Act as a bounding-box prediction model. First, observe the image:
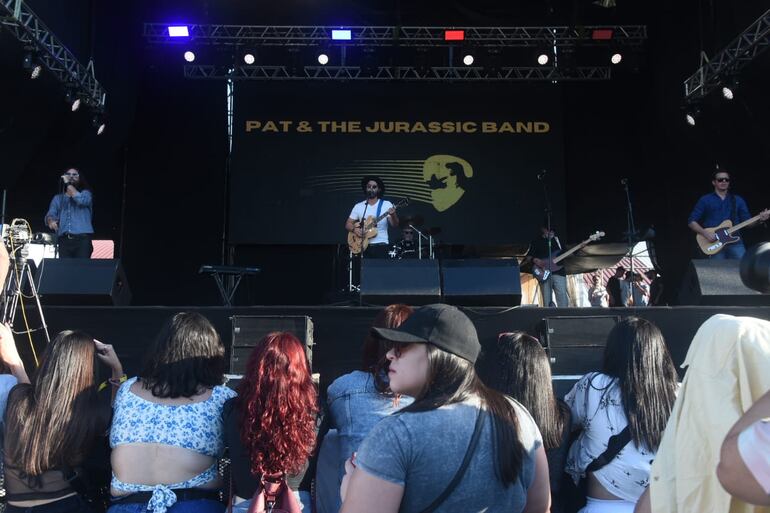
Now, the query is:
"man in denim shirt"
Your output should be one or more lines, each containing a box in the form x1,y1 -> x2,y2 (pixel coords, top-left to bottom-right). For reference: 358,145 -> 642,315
44,168 -> 94,258
688,168 -> 769,260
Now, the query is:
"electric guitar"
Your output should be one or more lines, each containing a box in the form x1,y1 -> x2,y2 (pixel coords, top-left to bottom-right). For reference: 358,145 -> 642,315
532,231 -> 605,282
696,209 -> 770,255
347,198 -> 409,254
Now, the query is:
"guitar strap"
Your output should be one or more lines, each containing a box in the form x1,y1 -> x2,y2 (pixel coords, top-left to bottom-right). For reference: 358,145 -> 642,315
375,199 -> 384,219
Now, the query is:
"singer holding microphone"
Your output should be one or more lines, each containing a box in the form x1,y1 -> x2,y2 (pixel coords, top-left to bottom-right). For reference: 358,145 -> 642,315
44,167 -> 94,258
345,176 -> 398,259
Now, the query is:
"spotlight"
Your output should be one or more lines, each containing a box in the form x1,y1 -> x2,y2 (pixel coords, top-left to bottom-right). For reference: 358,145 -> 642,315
243,53 -> 255,65
183,51 -> 196,62
610,52 -> 622,64
685,112 -> 696,126
23,53 -> 42,79
537,53 -> 549,65
167,25 -> 190,38
92,114 -> 106,135
444,30 -> 465,41
462,54 -> 474,66
317,53 -> 329,65
721,86 -> 734,100
331,29 -> 352,41
64,90 -> 81,112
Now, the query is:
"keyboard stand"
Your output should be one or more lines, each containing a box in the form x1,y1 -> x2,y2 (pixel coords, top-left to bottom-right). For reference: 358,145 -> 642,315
198,265 -> 260,306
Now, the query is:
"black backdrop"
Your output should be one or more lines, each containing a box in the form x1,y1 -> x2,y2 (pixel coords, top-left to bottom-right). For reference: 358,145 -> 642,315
230,82 -> 566,245
3,0 -> 770,305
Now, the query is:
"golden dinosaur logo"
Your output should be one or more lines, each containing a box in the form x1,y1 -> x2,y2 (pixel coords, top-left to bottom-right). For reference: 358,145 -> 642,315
422,155 -> 473,212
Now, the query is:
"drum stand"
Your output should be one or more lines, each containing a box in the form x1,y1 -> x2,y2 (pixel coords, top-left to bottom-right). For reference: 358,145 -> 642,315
1,255 -> 50,343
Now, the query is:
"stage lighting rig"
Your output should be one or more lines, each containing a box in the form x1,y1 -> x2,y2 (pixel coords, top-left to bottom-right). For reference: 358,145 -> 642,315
2,0 -> 106,116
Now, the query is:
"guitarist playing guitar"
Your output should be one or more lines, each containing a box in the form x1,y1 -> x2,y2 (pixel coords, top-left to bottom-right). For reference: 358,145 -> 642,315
688,167 -> 769,259
345,176 -> 399,258
526,226 -> 570,307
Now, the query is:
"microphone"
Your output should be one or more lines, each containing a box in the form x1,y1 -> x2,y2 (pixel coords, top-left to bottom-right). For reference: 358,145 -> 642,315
537,170 -> 547,181
620,178 -> 629,185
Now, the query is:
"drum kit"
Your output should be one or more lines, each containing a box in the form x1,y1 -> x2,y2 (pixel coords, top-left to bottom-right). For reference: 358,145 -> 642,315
388,215 -> 440,260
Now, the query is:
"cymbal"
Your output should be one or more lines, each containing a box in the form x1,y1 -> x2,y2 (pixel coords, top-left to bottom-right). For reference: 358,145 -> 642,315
426,227 -> 442,236
399,215 -> 424,228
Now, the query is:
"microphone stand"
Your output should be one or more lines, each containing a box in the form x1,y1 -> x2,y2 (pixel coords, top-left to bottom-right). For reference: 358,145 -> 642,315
622,179 -> 638,305
539,172 -> 553,307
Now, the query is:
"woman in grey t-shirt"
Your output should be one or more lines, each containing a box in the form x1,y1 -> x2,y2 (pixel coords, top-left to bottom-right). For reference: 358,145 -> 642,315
340,304 -> 550,513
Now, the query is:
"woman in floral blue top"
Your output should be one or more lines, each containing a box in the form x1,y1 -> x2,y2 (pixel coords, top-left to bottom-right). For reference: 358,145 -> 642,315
109,312 -> 235,513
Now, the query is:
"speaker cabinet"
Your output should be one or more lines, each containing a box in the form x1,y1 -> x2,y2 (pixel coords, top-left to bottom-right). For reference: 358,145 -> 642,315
360,260 -> 441,305
230,316 -> 314,375
441,259 -> 521,306
36,258 -> 131,306
678,259 -> 769,306
539,315 -> 620,397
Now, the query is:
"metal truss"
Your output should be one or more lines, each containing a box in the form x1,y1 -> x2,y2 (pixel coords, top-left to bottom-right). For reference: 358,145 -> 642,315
684,8 -> 770,101
145,23 -> 646,48
184,64 -> 611,81
0,0 -> 106,109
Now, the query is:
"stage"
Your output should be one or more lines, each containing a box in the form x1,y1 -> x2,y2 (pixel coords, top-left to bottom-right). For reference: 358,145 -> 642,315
35,304 -> 770,396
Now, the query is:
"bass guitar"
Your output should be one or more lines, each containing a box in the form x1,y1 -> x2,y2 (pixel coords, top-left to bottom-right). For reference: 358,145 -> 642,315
347,198 -> 409,254
532,231 -> 605,282
696,209 -> 770,255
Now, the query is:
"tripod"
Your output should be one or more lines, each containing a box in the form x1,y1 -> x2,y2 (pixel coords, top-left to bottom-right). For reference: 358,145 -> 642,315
1,254 -> 50,344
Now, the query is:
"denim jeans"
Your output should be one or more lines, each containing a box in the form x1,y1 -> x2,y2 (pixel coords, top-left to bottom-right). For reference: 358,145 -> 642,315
108,499 -> 223,513
709,241 -> 746,260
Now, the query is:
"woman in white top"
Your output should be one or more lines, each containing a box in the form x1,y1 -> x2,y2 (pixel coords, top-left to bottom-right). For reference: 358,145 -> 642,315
565,317 -> 678,513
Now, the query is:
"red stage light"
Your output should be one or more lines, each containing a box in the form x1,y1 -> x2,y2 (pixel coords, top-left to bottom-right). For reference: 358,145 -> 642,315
592,29 -> 614,40
444,30 -> 465,41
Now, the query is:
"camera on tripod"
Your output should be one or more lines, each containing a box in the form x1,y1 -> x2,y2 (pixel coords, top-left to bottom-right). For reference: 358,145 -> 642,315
1,218 -> 50,342
2,218 -> 33,258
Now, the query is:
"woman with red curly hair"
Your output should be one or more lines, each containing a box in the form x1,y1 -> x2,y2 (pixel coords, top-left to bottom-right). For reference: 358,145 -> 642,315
223,331 -> 318,511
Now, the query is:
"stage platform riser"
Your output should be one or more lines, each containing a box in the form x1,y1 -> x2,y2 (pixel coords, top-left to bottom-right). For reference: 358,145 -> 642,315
33,306 -> 770,395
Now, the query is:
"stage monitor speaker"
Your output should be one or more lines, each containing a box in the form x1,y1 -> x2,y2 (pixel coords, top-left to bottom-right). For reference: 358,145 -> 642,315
36,258 -> 131,306
538,315 -> 620,398
360,259 -> 441,305
441,259 -> 521,306
678,259 -> 769,306
230,316 -> 314,375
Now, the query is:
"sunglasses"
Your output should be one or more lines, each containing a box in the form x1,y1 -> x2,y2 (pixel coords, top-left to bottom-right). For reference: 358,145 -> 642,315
65,173 -> 79,176
715,177 -> 730,182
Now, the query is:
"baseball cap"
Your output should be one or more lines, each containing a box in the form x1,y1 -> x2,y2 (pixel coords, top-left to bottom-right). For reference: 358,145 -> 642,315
371,304 -> 481,364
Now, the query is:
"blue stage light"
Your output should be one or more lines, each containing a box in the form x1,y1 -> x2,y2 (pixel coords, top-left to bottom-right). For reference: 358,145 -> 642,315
168,25 -> 190,37
331,29 -> 352,41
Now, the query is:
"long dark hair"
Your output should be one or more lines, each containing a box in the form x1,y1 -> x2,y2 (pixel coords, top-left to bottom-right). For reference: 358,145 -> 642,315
600,317 -> 678,451
5,331 -> 103,476
478,332 -> 568,450
400,345 -> 525,485
361,304 -> 413,393
63,168 -> 92,192
237,332 -> 318,477
140,312 -> 226,398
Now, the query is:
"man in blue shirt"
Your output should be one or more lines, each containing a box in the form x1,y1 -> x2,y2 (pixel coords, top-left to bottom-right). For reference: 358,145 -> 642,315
44,168 -> 94,258
687,168 -> 769,259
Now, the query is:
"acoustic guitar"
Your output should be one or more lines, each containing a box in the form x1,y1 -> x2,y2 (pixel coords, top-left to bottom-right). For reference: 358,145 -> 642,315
347,198 -> 409,254
696,209 -> 770,255
532,231 -> 605,282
